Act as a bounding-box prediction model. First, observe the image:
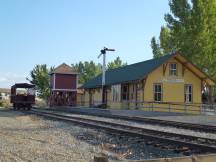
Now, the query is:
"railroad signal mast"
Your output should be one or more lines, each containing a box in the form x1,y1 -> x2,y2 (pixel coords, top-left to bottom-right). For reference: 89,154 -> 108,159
98,47 -> 115,106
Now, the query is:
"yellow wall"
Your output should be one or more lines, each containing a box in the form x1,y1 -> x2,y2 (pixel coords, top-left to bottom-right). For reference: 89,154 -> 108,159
83,91 -> 90,106
144,58 -> 201,103
107,89 -> 123,109
144,58 -> 201,113
77,93 -> 83,106
92,88 -> 102,104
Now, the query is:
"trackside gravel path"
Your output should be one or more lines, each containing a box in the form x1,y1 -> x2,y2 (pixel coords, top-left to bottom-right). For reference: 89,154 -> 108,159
0,109 -> 102,162
0,109 -> 183,162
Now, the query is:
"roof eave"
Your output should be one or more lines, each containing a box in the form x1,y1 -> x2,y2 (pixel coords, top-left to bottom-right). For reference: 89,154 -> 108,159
175,52 -> 216,85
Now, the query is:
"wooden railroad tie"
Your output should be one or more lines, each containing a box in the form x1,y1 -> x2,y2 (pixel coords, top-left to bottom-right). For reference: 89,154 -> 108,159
94,153 -> 108,162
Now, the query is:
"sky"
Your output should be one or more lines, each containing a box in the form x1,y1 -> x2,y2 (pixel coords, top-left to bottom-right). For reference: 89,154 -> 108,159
0,0 -> 169,88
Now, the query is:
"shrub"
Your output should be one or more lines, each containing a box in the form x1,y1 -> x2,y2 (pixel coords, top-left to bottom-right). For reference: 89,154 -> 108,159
0,99 -> 11,108
35,98 -> 48,108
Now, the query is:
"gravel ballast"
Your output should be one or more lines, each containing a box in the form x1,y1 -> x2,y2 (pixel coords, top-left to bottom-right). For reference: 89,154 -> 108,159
42,110 -> 216,140
0,110 -> 102,162
0,109 -> 183,162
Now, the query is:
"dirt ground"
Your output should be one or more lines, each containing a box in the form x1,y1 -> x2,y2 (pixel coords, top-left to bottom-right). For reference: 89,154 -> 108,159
0,109 -> 104,162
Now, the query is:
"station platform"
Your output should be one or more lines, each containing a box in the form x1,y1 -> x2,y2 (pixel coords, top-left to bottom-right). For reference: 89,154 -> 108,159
48,106 -> 216,126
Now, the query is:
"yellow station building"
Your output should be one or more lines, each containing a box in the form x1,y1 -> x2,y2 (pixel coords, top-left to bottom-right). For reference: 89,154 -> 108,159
81,51 -> 215,113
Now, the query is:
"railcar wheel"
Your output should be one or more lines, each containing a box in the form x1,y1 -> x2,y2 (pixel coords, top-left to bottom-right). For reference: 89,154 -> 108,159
17,105 -> 20,110
13,104 -> 17,110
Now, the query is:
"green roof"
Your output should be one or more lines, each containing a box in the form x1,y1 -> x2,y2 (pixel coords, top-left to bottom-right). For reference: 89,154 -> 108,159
82,52 -> 176,89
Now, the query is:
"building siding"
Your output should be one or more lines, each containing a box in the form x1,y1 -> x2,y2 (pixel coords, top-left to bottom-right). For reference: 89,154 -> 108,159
144,58 -> 201,103
83,57 -> 204,113
54,74 -> 77,90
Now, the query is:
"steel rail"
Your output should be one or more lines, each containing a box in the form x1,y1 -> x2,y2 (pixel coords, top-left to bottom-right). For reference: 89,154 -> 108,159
38,108 -> 216,133
30,109 -> 216,153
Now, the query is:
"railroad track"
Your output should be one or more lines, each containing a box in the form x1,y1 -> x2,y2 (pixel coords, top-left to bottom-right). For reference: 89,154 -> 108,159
29,109 -> 216,154
39,107 -> 216,133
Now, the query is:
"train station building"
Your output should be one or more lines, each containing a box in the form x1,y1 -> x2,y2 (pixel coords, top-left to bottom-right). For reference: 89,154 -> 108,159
81,51 -> 215,113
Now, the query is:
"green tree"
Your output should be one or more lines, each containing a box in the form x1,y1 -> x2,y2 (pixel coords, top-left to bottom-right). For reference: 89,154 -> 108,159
72,57 -> 127,84
72,61 -> 102,84
159,26 -> 174,54
107,56 -> 127,69
151,0 -> 216,80
151,37 -> 162,58
27,64 -> 53,101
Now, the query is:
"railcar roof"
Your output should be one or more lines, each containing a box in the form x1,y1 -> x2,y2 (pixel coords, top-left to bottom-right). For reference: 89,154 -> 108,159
11,83 -> 35,88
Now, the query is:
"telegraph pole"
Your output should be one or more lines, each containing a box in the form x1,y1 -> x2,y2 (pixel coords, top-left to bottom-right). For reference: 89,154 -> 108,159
98,47 -> 115,106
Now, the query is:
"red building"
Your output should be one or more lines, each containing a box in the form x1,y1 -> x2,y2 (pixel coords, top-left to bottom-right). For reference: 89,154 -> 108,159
49,63 -> 78,106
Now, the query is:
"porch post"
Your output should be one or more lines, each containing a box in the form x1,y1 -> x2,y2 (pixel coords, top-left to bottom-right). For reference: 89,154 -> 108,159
89,89 -> 92,107
127,84 -> 130,109
135,83 -> 138,109
208,85 -> 214,104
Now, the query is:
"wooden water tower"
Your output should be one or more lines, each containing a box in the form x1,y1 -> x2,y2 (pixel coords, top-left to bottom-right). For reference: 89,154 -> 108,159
49,63 -> 78,107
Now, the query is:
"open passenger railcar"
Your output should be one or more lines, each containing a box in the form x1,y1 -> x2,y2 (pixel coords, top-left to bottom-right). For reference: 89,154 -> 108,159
10,83 -> 35,110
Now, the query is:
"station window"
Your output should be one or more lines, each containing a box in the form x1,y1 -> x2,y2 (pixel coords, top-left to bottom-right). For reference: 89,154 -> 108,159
154,84 -> 162,102
185,84 -> 192,103
122,84 -> 129,101
112,84 -> 121,102
169,63 -> 177,76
